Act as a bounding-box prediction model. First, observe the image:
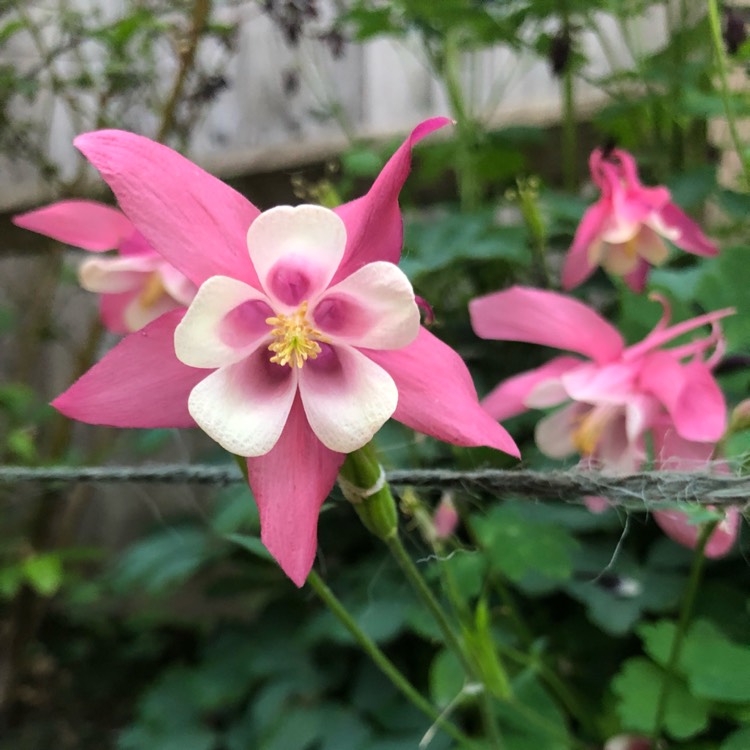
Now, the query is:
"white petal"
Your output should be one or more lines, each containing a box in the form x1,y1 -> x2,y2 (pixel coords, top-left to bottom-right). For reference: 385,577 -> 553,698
174,275 -> 273,368
79,255 -> 158,293
535,403 -> 580,458
299,344 -> 397,453
188,347 -> 298,457
313,261 -> 420,349
247,205 -> 347,307
122,293 -> 180,332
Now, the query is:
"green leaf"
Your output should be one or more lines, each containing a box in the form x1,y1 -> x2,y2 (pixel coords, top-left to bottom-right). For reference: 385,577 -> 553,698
429,649 -> 464,708
0,564 -> 23,599
22,554 -> 63,596
474,504 -> 577,588
111,527 -> 208,595
722,726 -> 750,750
681,620 -> 750,702
224,533 -> 273,561
612,657 -> 710,739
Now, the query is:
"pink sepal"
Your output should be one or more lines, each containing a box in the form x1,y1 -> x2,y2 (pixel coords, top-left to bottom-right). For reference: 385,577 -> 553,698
247,396 -> 345,587
52,309 -> 204,428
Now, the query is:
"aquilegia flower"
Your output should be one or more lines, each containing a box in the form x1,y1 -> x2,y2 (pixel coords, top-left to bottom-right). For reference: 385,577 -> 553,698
469,286 -> 739,557
562,148 -> 718,292
53,119 -> 519,586
13,200 -> 196,333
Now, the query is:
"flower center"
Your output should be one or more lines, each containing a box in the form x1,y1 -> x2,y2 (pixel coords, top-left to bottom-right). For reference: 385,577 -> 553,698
571,406 -> 614,456
266,301 -> 328,368
138,272 -> 166,308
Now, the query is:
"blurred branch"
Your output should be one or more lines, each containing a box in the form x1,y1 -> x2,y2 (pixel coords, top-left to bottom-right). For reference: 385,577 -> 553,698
0,465 -> 748,509
156,0 -> 212,143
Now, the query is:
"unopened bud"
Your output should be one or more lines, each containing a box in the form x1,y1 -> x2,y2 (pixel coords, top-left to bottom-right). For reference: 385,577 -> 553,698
433,494 -> 459,539
339,443 -> 397,541
730,398 -> 750,433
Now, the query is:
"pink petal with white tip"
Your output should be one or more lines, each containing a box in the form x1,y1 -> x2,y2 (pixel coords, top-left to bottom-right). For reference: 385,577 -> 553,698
79,255 -> 159,293
247,396 -> 345,587
187,346 -> 297,457
656,203 -> 718,257
123,292 -> 181,332
561,361 -> 636,405
12,200 -> 136,251
315,261 -> 419,349
535,403 -> 580,458
299,345 -> 398,453
175,276 -> 273,369
481,355 -> 581,420
639,353 -> 726,442
562,201 -> 609,290
247,205 -> 347,307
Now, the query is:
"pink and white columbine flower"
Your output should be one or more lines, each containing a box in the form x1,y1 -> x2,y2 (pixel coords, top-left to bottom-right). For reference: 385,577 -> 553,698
13,200 -> 196,333
469,286 -> 739,557
562,148 -> 718,292
52,119 -> 519,586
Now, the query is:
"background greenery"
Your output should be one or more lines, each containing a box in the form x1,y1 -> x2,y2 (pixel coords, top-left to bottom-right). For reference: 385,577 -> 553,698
0,1 -> 749,748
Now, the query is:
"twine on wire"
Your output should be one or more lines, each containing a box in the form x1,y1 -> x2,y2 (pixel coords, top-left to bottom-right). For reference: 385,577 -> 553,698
0,464 -> 748,510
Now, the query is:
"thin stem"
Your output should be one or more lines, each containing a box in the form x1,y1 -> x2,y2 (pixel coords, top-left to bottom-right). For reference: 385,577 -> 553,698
386,535 -> 504,749
307,571 -> 478,750
439,32 -> 481,211
707,0 -> 750,187
561,55 -> 577,193
652,521 -> 718,741
156,0 -> 212,142
387,535 -> 470,672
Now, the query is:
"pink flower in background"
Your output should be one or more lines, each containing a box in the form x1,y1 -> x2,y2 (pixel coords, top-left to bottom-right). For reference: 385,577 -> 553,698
13,200 -> 196,333
562,148 -> 718,292
469,286 -> 738,556
52,120 -> 519,586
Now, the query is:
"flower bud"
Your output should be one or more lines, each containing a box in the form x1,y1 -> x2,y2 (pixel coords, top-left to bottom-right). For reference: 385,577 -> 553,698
339,444 -> 398,541
433,494 -> 459,539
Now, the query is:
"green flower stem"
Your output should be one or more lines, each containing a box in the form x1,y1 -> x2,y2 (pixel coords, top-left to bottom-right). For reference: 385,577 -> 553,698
708,0 -> 750,188
306,570 -> 478,750
440,32 -> 481,212
386,534 -> 504,749
561,54 -> 577,193
652,520 -> 718,741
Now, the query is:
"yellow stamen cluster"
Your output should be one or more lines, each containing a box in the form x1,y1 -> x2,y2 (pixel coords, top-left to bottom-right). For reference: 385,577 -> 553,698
266,301 -> 328,368
138,272 -> 166,308
571,408 -> 610,456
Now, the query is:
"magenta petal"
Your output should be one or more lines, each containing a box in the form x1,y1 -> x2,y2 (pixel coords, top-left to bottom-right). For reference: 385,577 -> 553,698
470,286 -> 624,363
654,509 -> 739,558
332,118 -> 452,282
247,396 -> 345,587
562,201 -> 609,290
657,203 -> 719,257
640,353 -> 726,442
481,355 -> 581,420
622,258 -> 650,293
363,327 -> 520,457
52,309 -> 204,427
74,130 -> 261,287
13,200 -> 136,251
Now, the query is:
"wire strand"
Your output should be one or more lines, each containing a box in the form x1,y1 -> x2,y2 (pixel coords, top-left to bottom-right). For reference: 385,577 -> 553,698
0,465 -> 748,510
